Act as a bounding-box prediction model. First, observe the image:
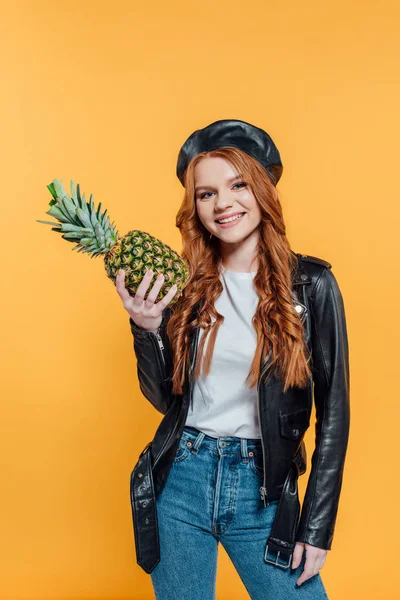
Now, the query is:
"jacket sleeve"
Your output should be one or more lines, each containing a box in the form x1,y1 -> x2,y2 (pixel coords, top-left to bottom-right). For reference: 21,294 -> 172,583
295,266 -> 350,550
129,307 -> 175,415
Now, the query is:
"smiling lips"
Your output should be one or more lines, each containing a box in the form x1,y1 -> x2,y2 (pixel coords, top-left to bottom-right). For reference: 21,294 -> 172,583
215,212 -> 246,228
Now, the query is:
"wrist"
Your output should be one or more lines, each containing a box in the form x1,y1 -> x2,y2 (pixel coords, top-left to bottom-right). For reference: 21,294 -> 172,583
129,316 -> 159,334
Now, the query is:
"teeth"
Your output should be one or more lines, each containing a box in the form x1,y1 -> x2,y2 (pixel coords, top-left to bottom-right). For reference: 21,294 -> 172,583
217,213 -> 245,224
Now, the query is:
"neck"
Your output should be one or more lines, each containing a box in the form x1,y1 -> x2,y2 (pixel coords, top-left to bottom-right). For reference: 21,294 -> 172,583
218,234 -> 259,273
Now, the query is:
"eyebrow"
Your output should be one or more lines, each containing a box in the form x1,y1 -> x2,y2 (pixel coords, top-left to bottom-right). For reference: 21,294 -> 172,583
195,174 -> 243,193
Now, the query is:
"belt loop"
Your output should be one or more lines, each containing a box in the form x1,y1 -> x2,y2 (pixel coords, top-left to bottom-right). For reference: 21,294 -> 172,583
240,438 -> 248,459
191,431 -> 205,454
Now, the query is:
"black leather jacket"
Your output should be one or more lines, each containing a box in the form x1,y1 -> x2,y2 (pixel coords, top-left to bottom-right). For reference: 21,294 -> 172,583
129,252 -> 350,574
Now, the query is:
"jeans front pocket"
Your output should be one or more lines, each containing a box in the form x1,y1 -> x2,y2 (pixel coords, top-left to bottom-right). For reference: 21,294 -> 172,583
173,436 -> 192,463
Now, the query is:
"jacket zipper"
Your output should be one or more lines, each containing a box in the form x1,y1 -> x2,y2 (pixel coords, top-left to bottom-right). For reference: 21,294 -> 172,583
149,329 -> 166,382
188,326 -> 200,411
151,326 -> 200,470
257,354 -> 272,507
154,330 -> 165,362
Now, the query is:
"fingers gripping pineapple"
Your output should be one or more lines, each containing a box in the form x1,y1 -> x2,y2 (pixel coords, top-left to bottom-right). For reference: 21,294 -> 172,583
36,179 -> 189,318
115,268 -> 176,333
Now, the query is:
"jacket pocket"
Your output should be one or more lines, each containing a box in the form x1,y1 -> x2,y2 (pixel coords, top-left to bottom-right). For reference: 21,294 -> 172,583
279,407 -> 310,441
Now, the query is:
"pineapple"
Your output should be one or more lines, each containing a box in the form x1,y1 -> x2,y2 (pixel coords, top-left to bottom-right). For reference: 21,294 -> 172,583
36,179 -> 189,305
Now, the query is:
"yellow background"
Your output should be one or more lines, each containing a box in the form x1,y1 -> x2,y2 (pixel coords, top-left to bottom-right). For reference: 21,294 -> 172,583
1,0 -> 399,598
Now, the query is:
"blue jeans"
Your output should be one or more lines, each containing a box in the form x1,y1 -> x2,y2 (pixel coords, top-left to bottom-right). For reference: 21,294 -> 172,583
150,425 -> 329,599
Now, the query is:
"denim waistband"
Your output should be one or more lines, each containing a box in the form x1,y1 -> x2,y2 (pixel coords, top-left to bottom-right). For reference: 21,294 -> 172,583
181,425 -> 263,458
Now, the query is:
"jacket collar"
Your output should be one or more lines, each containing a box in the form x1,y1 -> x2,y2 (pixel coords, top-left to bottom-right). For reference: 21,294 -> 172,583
291,252 -> 312,285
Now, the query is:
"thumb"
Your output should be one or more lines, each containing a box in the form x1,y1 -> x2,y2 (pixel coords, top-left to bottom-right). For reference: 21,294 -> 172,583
291,542 -> 305,569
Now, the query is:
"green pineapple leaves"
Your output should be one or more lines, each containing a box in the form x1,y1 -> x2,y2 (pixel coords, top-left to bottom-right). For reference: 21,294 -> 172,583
36,179 -> 119,257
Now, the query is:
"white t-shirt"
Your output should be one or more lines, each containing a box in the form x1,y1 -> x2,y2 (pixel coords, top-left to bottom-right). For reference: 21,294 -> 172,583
185,265 -> 262,439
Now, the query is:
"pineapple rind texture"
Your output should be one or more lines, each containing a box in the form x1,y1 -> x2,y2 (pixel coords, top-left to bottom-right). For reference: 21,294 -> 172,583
104,230 -> 189,306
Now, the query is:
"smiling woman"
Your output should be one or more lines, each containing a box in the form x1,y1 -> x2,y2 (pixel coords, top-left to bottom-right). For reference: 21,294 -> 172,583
126,119 -> 349,600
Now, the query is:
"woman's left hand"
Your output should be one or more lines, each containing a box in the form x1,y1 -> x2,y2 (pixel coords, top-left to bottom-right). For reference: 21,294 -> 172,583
291,541 -> 327,586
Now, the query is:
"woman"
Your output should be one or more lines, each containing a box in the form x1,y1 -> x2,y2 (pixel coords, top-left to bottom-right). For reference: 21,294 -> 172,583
117,119 -> 350,599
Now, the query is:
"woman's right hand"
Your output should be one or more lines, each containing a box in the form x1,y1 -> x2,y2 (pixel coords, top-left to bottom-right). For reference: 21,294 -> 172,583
116,268 -> 178,333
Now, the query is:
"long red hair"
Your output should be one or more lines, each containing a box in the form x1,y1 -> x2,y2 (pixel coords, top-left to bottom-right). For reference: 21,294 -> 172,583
166,147 -> 311,395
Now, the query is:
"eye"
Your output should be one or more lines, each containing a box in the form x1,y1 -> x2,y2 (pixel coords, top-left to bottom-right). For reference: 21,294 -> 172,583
199,191 -> 213,200
198,182 -> 247,200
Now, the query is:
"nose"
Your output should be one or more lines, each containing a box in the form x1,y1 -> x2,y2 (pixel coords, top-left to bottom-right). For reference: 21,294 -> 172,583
214,190 -> 234,212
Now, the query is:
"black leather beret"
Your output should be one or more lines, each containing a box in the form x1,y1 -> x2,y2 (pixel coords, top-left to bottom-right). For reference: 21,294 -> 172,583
176,118 -> 283,187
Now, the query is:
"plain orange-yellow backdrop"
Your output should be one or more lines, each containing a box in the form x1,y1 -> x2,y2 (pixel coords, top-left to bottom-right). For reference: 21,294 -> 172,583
1,0 -> 399,598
